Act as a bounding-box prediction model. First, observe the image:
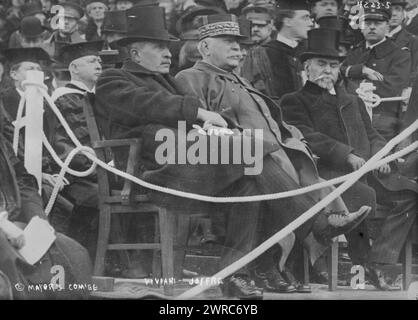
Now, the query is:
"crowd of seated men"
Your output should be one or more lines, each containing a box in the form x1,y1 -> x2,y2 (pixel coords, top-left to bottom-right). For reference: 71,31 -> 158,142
0,0 -> 417,300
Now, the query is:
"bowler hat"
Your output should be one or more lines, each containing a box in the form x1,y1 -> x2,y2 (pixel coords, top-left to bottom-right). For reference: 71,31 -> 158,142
116,6 -> 179,46
20,16 -> 46,38
103,10 -> 127,33
85,0 -> 108,5
58,40 -> 104,66
197,14 -> 247,40
4,47 -> 52,66
300,28 -> 344,62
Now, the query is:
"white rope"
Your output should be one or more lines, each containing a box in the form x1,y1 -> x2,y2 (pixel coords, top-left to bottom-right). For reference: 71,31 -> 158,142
12,86 -> 416,212
178,119 -> 418,299
13,80 -> 418,299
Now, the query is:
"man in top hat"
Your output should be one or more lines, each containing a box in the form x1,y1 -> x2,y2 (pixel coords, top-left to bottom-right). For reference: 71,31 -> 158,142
96,7 -> 368,299
242,0 -> 314,99
47,41 -> 104,256
317,15 -> 354,56
242,3 -> 276,45
176,13 -> 373,295
280,27 -> 418,290
45,1 -> 86,58
342,4 -> 411,140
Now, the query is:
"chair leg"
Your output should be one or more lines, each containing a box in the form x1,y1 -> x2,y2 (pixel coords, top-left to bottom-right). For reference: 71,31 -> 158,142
152,214 -> 161,278
94,206 -> 112,276
328,241 -> 338,291
402,232 -> 413,290
174,214 -> 191,279
159,208 -> 175,296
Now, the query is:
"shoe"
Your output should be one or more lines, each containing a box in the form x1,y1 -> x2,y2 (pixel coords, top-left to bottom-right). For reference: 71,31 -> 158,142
282,268 -> 312,293
316,206 -> 371,243
253,268 -> 297,293
221,275 -> 263,300
364,263 -> 401,291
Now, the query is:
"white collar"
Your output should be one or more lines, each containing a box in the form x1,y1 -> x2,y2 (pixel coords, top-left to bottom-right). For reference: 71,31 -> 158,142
366,37 -> 387,50
387,25 -> 402,38
70,80 -> 95,93
276,33 -> 299,49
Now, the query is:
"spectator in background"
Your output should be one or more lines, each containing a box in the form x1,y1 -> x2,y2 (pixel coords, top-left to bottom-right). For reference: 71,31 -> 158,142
387,0 -> 418,87
0,9 -> 8,51
8,16 -> 51,51
45,1 -> 86,58
85,0 -> 108,41
5,0 -> 25,33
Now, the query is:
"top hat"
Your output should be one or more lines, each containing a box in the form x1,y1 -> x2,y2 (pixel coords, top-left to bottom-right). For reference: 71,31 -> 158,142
317,15 -> 353,45
58,40 -> 104,66
197,14 -> 247,40
103,10 -> 127,33
277,0 -> 310,11
20,16 -> 46,38
175,5 -> 225,35
4,47 -> 52,66
61,2 -> 85,19
300,28 -> 344,62
116,6 -> 179,46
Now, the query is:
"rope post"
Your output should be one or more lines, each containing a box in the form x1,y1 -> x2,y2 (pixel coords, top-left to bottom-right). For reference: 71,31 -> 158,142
24,70 -> 45,193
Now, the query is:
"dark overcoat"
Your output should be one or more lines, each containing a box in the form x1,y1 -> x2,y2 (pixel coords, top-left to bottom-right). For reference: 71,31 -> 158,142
280,81 -> 418,194
95,60 -> 267,209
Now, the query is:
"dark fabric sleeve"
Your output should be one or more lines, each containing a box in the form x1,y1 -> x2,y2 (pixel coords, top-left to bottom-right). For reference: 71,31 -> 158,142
280,93 -> 354,167
357,97 -> 387,156
95,69 -> 200,129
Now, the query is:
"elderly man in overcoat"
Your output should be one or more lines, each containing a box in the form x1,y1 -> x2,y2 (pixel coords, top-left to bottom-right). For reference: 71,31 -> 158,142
281,27 -> 418,291
95,6 -> 369,299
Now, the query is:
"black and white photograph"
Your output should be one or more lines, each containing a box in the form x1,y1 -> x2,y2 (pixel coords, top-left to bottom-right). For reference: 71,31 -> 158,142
0,0 -> 417,308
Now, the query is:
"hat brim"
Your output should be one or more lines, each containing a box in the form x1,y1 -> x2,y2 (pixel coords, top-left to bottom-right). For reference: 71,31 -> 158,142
116,34 -> 180,46
364,14 -> 389,21
300,52 -> 345,63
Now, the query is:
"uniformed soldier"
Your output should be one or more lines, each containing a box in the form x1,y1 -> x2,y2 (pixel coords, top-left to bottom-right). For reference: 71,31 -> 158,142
343,5 -> 411,140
